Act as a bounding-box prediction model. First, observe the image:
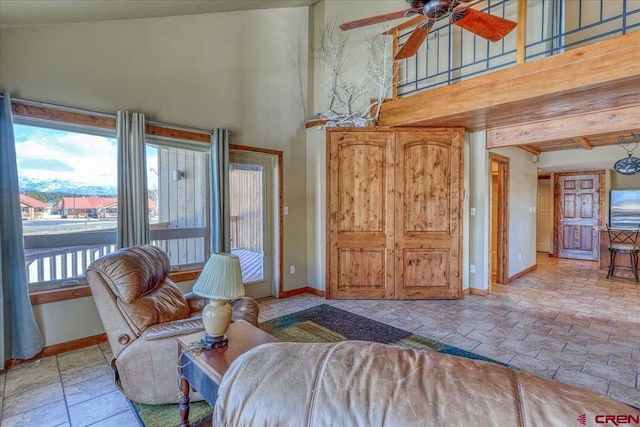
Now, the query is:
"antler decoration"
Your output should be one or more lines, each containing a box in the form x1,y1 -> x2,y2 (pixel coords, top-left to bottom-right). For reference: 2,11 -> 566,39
618,132 -> 640,157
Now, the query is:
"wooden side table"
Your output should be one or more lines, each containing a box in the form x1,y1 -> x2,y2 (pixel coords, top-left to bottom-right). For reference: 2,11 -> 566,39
177,320 -> 279,427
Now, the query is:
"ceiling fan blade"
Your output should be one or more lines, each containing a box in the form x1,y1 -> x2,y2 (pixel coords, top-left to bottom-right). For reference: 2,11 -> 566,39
394,19 -> 435,60
451,8 -> 517,42
339,10 -> 409,31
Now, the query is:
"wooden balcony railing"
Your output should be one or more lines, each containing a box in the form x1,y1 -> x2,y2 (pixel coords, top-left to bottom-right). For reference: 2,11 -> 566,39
24,226 -> 262,289
24,228 -> 207,289
390,0 -> 639,98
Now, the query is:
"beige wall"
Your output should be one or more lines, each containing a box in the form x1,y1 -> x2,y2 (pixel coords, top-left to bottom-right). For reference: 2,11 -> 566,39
32,297 -> 104,346
612,173 -> 640,190
538,145 -> 635,174
468,132 -> 491,290
1,7 -> 311,345
3,1 -> 632,346
491,146 -> 539,277
305,0 -> 401,290
0,9 -> 311,299
468,134 -> 539,291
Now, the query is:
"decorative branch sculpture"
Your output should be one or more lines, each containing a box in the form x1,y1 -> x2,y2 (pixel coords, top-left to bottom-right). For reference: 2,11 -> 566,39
309,16 -> 398,128
365,31 -> 397,122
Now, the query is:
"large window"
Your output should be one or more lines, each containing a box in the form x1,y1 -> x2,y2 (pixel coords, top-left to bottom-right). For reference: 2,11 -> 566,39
146,139 -> 210,270
13,110 -> 213,292
15,120 -> 118,291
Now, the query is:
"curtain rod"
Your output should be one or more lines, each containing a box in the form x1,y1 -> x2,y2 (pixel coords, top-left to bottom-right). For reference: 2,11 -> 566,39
2,95 -> 116,119
146,119 -> 213,136
1,94 -> 215,136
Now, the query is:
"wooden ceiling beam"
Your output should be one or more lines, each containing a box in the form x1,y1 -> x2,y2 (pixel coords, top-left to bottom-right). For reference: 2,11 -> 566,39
576,136 -> 594,150
518,144 -> 541,155
486,105 -> 640,148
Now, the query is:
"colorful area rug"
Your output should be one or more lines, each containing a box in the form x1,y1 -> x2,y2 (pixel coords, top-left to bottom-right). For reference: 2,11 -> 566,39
260,304 -> 506,364
129,399 -> 211,427
131,303 -> 505,426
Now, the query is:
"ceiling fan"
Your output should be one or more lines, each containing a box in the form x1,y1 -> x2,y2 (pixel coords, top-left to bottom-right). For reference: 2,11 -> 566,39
339,0 -> 517,60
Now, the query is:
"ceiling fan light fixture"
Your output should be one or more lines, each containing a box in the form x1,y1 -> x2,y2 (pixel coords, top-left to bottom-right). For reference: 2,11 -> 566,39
614,132 -> 640,175
341,0 -> 516,59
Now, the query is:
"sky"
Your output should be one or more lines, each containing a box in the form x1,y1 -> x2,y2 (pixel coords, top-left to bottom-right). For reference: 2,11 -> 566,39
14,124 -> 158,190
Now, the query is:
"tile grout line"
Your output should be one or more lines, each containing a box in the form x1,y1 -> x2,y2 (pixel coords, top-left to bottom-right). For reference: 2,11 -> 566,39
56,353 -> 72,427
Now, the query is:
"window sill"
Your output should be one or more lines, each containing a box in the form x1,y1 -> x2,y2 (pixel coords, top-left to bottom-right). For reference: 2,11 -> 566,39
30,285 -> 93,305
29,269 -> 203,305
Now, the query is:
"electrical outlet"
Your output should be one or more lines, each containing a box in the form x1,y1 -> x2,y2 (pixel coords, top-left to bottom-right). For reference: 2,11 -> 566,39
284,206 -> 289,215
518,253 -> 522,260
290,265 -> 295,274
470,265 -> 476,273
470,207 -> 476,216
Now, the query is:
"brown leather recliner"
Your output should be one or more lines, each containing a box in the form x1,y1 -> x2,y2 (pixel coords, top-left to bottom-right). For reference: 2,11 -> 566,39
86,244 -> 259,404
213,341 -> 640,426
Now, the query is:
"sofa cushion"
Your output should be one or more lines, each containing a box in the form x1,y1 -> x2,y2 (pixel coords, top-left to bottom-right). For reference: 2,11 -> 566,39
117,280 -> 190,334
90,245 -> 171,303
88,245 -> 190,333
213,341 -> 640,427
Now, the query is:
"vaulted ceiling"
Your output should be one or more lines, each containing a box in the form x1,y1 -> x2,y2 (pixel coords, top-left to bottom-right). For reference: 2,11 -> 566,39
0,0 -> 319,28
3,0 -> 638,159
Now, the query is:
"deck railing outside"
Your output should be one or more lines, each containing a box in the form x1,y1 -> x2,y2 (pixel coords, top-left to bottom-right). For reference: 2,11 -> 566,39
24,228 -> 207,289
395,0 -> 640,97
24,225 -> 260,289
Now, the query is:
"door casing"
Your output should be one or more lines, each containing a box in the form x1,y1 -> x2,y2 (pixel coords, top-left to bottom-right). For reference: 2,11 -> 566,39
553,170 -> 604,260
230,144 -> 283,299
489,152 -> 510,288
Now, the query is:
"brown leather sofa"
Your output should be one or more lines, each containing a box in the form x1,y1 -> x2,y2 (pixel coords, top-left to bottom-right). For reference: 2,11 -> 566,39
86,245 -> 259,404
213,341 -> 640,426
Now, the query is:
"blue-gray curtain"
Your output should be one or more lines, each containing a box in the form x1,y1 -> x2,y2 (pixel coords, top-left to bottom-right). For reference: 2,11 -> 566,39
116,111 -> 149,248
210,129 -> 231,253
0,90 -> 45,363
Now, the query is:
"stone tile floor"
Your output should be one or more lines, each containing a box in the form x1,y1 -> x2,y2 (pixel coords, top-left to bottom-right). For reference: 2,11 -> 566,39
1,254 -> 638,425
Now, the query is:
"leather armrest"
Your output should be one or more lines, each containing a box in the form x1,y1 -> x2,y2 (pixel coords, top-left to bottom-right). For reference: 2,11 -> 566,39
185,292 -> 208,313
229,297 -> 260,326
141,316 -> 204,340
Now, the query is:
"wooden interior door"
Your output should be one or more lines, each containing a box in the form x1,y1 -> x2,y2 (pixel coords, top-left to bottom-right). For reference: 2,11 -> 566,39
394,129 -> 463,299
556,173 -> 601,260
327,130 -> 395,299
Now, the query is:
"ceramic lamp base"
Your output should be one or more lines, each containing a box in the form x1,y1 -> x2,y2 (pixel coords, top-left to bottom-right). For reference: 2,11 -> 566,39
201,299 -> 232,349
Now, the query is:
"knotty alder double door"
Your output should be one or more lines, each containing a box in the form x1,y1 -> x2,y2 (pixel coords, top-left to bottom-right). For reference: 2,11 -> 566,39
327,128 -> 464,300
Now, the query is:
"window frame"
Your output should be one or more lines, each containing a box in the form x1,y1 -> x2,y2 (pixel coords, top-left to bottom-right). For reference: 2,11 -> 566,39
12,102 -> 214,305
146,135 -> 212,272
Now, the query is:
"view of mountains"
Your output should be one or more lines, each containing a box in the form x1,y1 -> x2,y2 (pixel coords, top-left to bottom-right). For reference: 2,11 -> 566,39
19,177 -> 117,196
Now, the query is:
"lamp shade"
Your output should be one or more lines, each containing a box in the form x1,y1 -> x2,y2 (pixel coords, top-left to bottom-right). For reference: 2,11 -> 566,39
192,252 -> 245,299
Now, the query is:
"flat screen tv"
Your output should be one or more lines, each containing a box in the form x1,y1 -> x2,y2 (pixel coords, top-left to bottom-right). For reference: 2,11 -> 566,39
610,189 -> 640,228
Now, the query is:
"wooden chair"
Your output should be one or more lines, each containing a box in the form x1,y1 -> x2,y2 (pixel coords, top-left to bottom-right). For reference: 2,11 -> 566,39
606,224 -> 639,282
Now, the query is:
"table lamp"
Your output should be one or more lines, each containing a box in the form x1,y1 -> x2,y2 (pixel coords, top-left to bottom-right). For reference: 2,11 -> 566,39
192,252 -> 245,349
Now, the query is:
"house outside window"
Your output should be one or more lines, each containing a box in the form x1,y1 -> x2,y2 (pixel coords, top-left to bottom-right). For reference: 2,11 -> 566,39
147,138 -> 210,269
